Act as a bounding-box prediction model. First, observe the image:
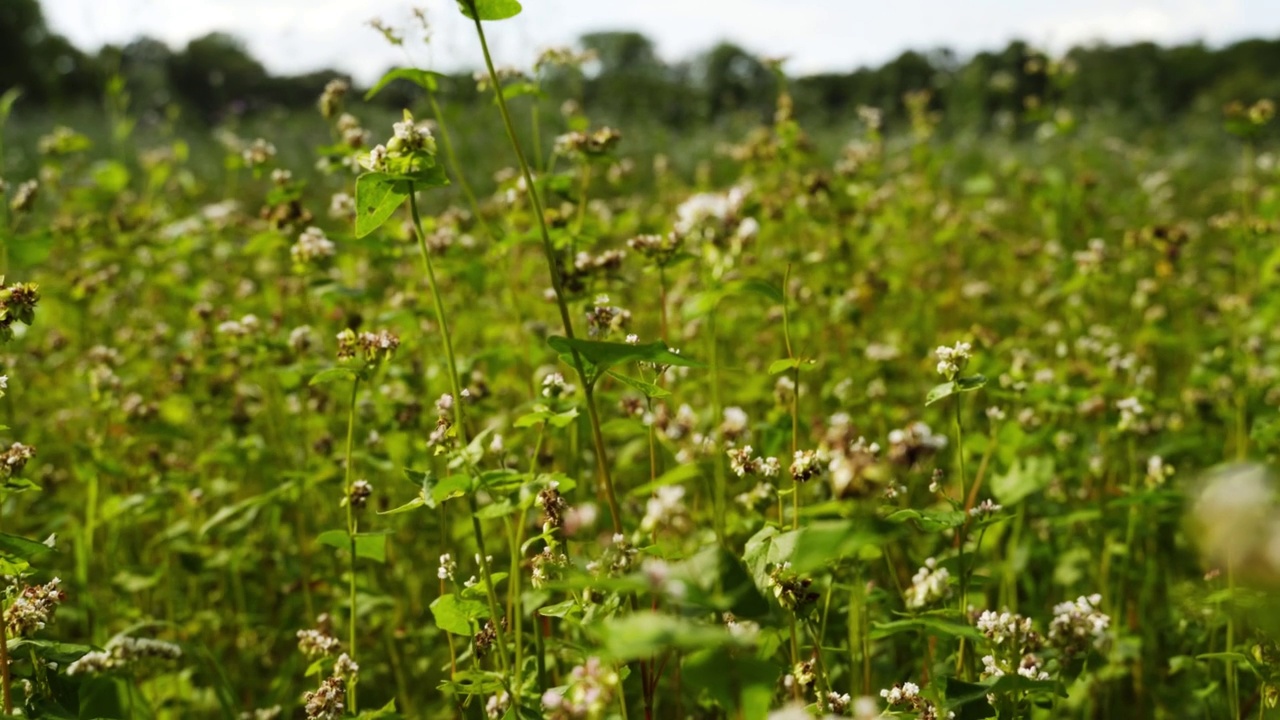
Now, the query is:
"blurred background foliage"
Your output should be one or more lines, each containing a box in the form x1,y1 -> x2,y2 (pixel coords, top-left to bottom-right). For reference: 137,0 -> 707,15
4,0 -> 1280,132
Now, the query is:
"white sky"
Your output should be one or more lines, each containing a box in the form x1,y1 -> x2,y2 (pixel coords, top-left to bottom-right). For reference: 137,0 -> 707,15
42,0 -> 1280,84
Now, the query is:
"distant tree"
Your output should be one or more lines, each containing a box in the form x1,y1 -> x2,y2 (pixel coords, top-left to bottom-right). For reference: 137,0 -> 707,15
166,32 -> 268,122
697,42 -> 775,120
0,0 -> 97,103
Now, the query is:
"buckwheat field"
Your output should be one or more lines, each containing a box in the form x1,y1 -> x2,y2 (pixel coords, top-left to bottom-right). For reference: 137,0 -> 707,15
3,1 -> 1280,719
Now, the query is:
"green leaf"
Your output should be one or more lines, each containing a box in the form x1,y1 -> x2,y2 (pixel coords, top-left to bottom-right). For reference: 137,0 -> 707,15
872,617 -> 984,643
475,499 -> 515,519
363,68 -> 443,100
355,172 -> 411,238
731,278 -> 785,304
768,358 -> 802,374
0,532 -> 53,560
683,646 -> 779,720
990,456 -> 1054,506
388,163 -> 450,188
886,508 -> 967,532
596,611 -> 737,661
547,336 -> 703,384
456,0 -> 522,21
316,530 -> 389,563
926,381 -> 956,406
379,494 -> 427,515
0,88 -> 21,128
945,676 -> 997,719
538,599 -> 580,618
7,638 -> 94,665
986,674 -> 1065,697
430,474 -> 473,503
430,593 -> 489,635
926,375 -> 987,405
310,367 -> 358,386
606,371 -> 670,398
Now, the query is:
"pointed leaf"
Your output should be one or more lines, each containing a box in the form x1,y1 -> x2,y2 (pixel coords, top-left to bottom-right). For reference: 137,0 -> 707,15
355,172 -> 411,238
364,68 -> 443,100
926,381 -> 956,406
457,0 -> 522,21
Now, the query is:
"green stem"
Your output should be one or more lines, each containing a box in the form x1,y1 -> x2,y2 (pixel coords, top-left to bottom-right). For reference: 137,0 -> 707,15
465,3 -> 622,534
0,620 -> 11,714
953,394 -> 971,679
343,377 -> 361,714
469,494 -> 511,675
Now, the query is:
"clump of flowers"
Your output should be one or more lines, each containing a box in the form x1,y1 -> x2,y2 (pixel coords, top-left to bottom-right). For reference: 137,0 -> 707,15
903,558 -> 950,609
303,673 -> 346,720
934,341 -> 973,380
1048,594 -> 1111,657
790,449 -> 824,483
555,127 -> 623,157
9,180 -> 38,213
348,479 -> 373,508
828,436 -> 882,498
541,657 -> 620,720
242,138 -> 277,167
542,372 -> 576,399
768,562 -> 819,614
627,232 -> 683,267
0,441 -> 35,479
4,577 -> 66,636
887,421 -> 948,467
879,682 -> 953,720
727,445 -> 780,478
318,78 -> 349,119
585,294 -> 631,339
297,614 -> 341,658
336,328 -> 400,365
66,635 -> 183,675
359,110 -> 437,173
641,484 -> 690,533
291,226 -> 336,271
0,280 -> 41,343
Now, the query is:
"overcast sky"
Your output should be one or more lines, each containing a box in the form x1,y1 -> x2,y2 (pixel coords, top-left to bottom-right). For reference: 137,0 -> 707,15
41,0 -> 1280,84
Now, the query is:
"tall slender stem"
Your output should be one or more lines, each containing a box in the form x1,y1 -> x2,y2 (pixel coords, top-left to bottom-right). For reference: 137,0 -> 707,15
465,4 -> 622,534
0,622 -> 11,714
342,377 -> 361,713
408,183 -> 512,676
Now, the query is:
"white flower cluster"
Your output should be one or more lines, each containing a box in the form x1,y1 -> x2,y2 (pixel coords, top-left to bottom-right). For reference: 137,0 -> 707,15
541,657 -> 619,720
542,372 -> 576,399
4,578 -> 66,636
641,484 -> 689,533
297,627 -> 341,658
303,674 -> 345,720
292,227 -> 336,267
217,314 -> 261,338
790,449 -> 824,483
934,341 -> 973,379
66,635 -> 183,675
879,682 -> 954,720
1049,594 -> 1111,655
727,445 -> 780,478
1116,396 -> 1146,432
903,558 -> 950,609
970,498 -> 1003,517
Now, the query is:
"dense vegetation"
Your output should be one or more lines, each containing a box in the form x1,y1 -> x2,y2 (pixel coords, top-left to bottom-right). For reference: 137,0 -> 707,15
3,1 -> 1280,719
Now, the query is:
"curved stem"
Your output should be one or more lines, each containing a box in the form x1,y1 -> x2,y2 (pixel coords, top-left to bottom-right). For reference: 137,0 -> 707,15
465,4 -> 622,534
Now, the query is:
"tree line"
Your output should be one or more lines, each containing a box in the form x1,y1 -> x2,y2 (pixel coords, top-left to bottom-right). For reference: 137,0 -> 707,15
4,0 -> 1279,131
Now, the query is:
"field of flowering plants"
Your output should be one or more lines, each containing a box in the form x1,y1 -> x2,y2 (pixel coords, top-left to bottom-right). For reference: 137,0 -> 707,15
3,2 -> 1280,719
